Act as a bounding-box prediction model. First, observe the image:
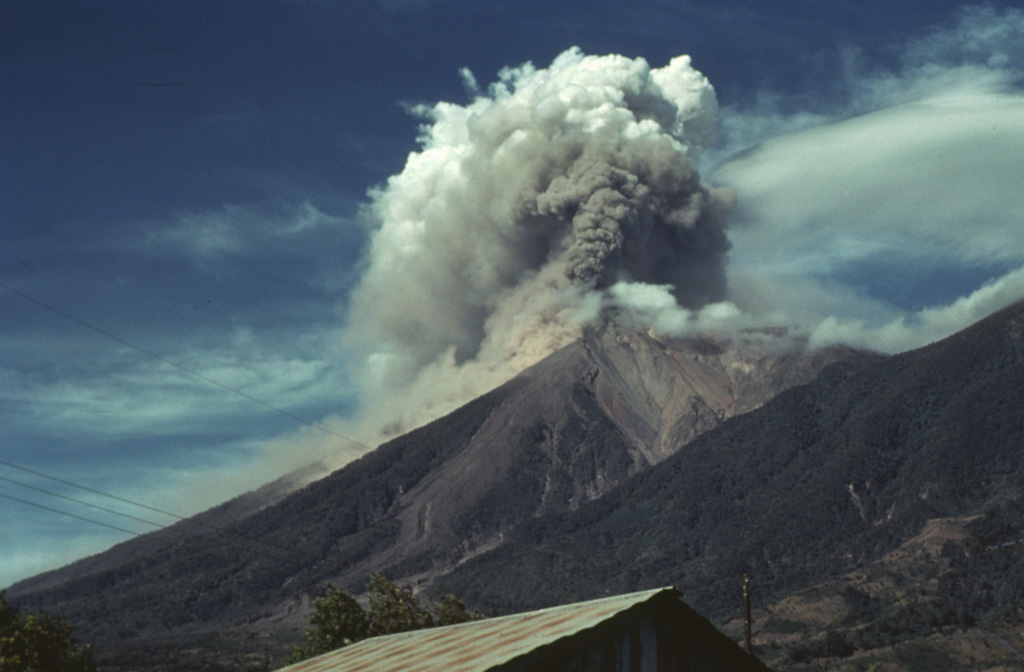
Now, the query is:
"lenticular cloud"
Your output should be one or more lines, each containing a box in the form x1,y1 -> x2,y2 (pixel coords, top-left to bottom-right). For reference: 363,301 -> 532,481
342,47 -> 732,439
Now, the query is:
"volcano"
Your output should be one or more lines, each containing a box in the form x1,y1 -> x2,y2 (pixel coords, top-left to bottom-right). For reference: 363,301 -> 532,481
10,300 -> 1024,671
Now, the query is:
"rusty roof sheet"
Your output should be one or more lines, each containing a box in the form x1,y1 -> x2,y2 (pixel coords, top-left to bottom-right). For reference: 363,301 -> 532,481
276,587 -> 677,672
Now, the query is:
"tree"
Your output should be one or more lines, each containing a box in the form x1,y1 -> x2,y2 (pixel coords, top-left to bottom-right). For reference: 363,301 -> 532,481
431,592 -> 477,627
365,573 -> 434,636
289,574 -> 480,663
289,584 -> 370,662
0,591 -> 99,672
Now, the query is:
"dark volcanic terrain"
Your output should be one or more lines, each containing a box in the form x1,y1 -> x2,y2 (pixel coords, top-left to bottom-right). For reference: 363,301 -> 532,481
9,300 -> 1024,671
438,300 -> 1024,670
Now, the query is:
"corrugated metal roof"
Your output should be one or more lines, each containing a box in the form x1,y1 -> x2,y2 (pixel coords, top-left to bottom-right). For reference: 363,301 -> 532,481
277,587 -> 677,672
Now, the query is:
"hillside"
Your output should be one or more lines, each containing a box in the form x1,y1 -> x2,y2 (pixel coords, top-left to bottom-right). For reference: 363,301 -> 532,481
435,299 -> 1024,670
11,300 -> 1024,671
6,320 -> 857,671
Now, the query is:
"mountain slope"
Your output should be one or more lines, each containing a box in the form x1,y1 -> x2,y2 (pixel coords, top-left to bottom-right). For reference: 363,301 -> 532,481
10,299 -> 1024,671
6,321 -> 858,670
379,323 -> 863,577
434,298 -> 1024,669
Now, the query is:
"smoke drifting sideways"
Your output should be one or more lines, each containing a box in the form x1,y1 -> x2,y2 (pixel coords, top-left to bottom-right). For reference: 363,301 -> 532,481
341,48 -> 736,442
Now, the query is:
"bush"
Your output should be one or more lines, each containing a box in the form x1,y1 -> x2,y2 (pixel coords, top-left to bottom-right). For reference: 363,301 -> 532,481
1,591 -> 99,672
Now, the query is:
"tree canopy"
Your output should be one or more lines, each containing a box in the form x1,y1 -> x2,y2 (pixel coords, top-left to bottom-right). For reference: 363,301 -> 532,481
0,591 -> 99,672
289,574 -> 479,663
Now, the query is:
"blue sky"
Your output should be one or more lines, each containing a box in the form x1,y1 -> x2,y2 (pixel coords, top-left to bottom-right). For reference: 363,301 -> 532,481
3,1 -> 1024,588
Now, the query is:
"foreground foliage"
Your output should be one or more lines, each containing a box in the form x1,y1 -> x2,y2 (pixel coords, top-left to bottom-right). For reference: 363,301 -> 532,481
0,591 -> 99,672
288,574 -> 479,663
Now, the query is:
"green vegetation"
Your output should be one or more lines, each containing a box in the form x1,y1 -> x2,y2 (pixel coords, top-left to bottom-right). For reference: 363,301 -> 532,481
1,591 -> 99,672
288,574 -> 479,663
290,585 -> 369,660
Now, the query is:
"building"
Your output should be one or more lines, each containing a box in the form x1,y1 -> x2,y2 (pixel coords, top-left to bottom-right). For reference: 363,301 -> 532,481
277,587 -> 771,672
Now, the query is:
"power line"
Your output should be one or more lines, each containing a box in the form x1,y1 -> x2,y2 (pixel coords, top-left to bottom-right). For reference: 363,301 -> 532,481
0,279 -> 373,573
0,279 -> 367,561
0,280 -> 372,453
0,458 -> 319,562
0,457 -> 194,520
0,474 -> 172,530
0,474 -> 310,569
1,492 -> 142,538
0,492 -> 302,574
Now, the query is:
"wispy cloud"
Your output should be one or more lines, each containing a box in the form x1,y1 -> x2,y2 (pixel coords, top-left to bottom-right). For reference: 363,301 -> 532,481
0,317 -> 362,589
808,265 -> 1024,352
143,201 -> 347,265
710,5 -> 1024,351
0,327 -> 350,440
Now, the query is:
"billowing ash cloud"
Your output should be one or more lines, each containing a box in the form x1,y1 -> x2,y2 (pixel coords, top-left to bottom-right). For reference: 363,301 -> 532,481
342,48 -> 732,440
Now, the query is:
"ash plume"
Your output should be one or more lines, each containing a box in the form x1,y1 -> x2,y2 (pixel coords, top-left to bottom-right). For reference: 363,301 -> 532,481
342,48 -> 733,441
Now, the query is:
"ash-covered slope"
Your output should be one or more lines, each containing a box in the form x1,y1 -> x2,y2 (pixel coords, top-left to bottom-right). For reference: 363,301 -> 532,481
6,320 -> 862,669
376,322 -> 862,576
580,323 -> 866,462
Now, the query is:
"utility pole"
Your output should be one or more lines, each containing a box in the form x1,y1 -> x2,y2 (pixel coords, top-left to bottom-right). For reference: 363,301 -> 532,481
743,573 -> 752,655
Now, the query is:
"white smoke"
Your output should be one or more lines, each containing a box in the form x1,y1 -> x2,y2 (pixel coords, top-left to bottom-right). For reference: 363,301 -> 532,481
341,48 -> 733,441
